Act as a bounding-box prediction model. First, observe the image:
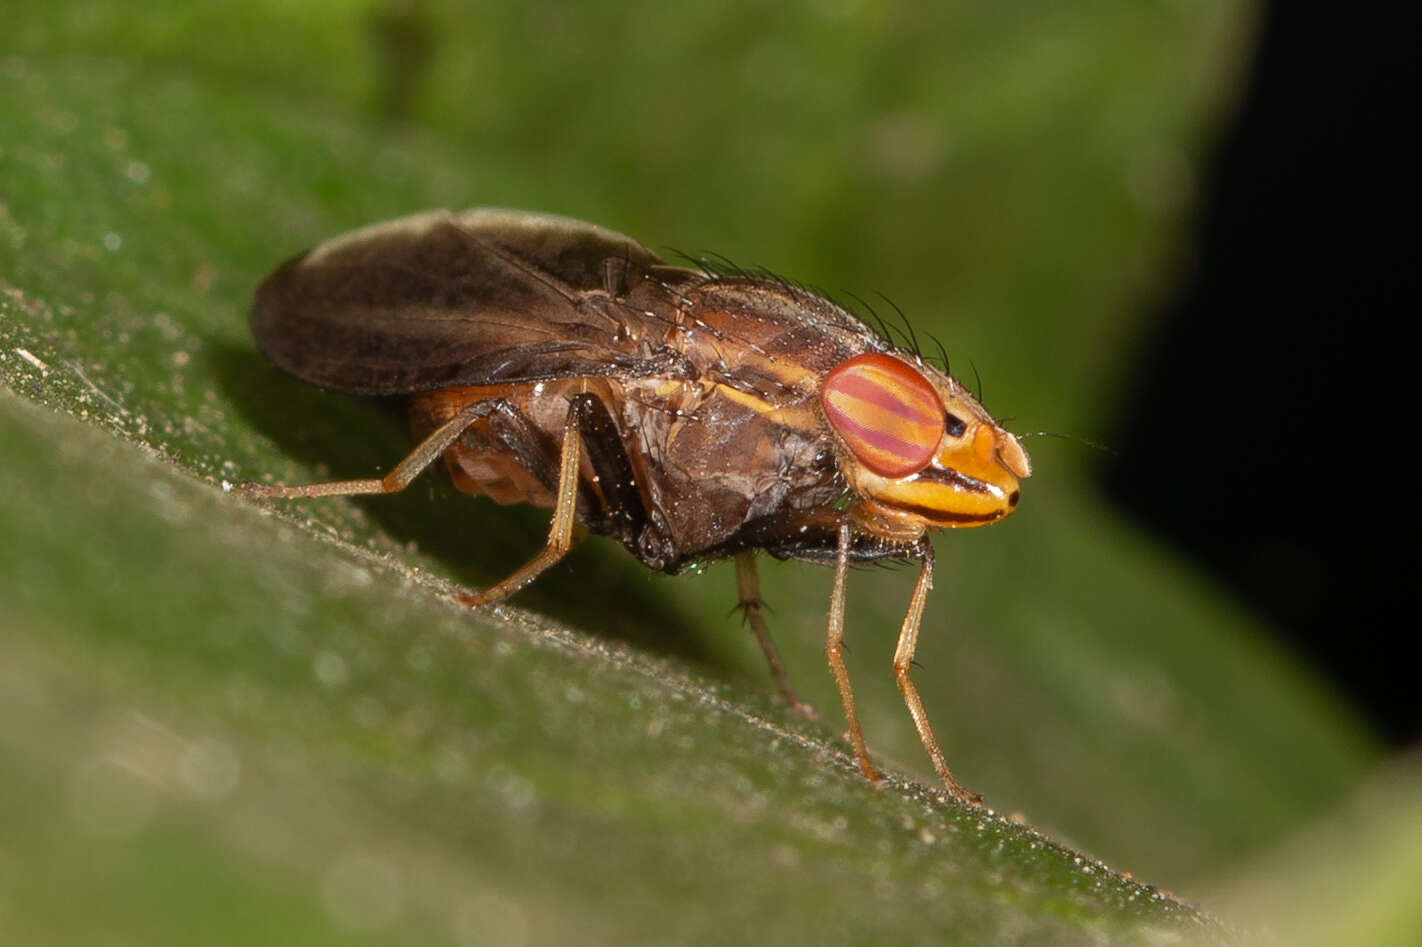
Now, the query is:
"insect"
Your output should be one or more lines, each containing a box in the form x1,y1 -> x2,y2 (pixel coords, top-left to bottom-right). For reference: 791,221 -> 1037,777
249,208 -> 1030,803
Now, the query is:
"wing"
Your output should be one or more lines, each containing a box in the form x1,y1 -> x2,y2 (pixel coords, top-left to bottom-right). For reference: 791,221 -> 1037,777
251,208 -> 702,394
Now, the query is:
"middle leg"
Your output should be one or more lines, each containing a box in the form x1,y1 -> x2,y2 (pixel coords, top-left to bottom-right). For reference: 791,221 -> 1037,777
458,398 -> 587,606
734,552 -> 815,717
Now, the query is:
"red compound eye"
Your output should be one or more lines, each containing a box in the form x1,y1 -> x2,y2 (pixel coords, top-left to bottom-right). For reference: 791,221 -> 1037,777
821,353 -> 945,478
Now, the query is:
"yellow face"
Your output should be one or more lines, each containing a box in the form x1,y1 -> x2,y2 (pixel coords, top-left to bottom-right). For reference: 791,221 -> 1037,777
820,353 -> 1030,531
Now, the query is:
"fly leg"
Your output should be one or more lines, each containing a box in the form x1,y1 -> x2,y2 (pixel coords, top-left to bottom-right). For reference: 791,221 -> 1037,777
892,544 -> 980,804
734,553 -> 815,718
457,398 -> 589,607
245,399 -> 497,498
491,392 -> 650,550
826,524 -> 884,783
456,391 -> 653,605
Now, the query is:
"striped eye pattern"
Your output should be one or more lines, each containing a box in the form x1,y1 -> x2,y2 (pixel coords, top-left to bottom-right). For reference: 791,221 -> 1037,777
821,353 -> 946,478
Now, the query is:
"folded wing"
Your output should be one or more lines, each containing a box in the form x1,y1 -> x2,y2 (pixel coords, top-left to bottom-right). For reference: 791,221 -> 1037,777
252,208 -> 698,394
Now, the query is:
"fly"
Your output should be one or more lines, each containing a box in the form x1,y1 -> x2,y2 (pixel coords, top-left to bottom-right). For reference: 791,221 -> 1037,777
247,208 -> 1032,803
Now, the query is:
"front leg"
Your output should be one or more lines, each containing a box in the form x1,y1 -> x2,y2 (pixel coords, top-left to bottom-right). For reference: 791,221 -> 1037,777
825,523 -> 885,783
889,543 -> 979,804
822,526 -> 980,803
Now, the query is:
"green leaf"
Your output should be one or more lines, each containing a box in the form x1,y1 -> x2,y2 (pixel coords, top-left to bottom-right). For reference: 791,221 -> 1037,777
2,391 -> 1222,945
1210,758 -> 1422,947
0,3 -> 1377,942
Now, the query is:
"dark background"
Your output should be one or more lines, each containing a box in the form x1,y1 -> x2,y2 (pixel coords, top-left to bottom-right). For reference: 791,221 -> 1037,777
1105,1 -> 1418,744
